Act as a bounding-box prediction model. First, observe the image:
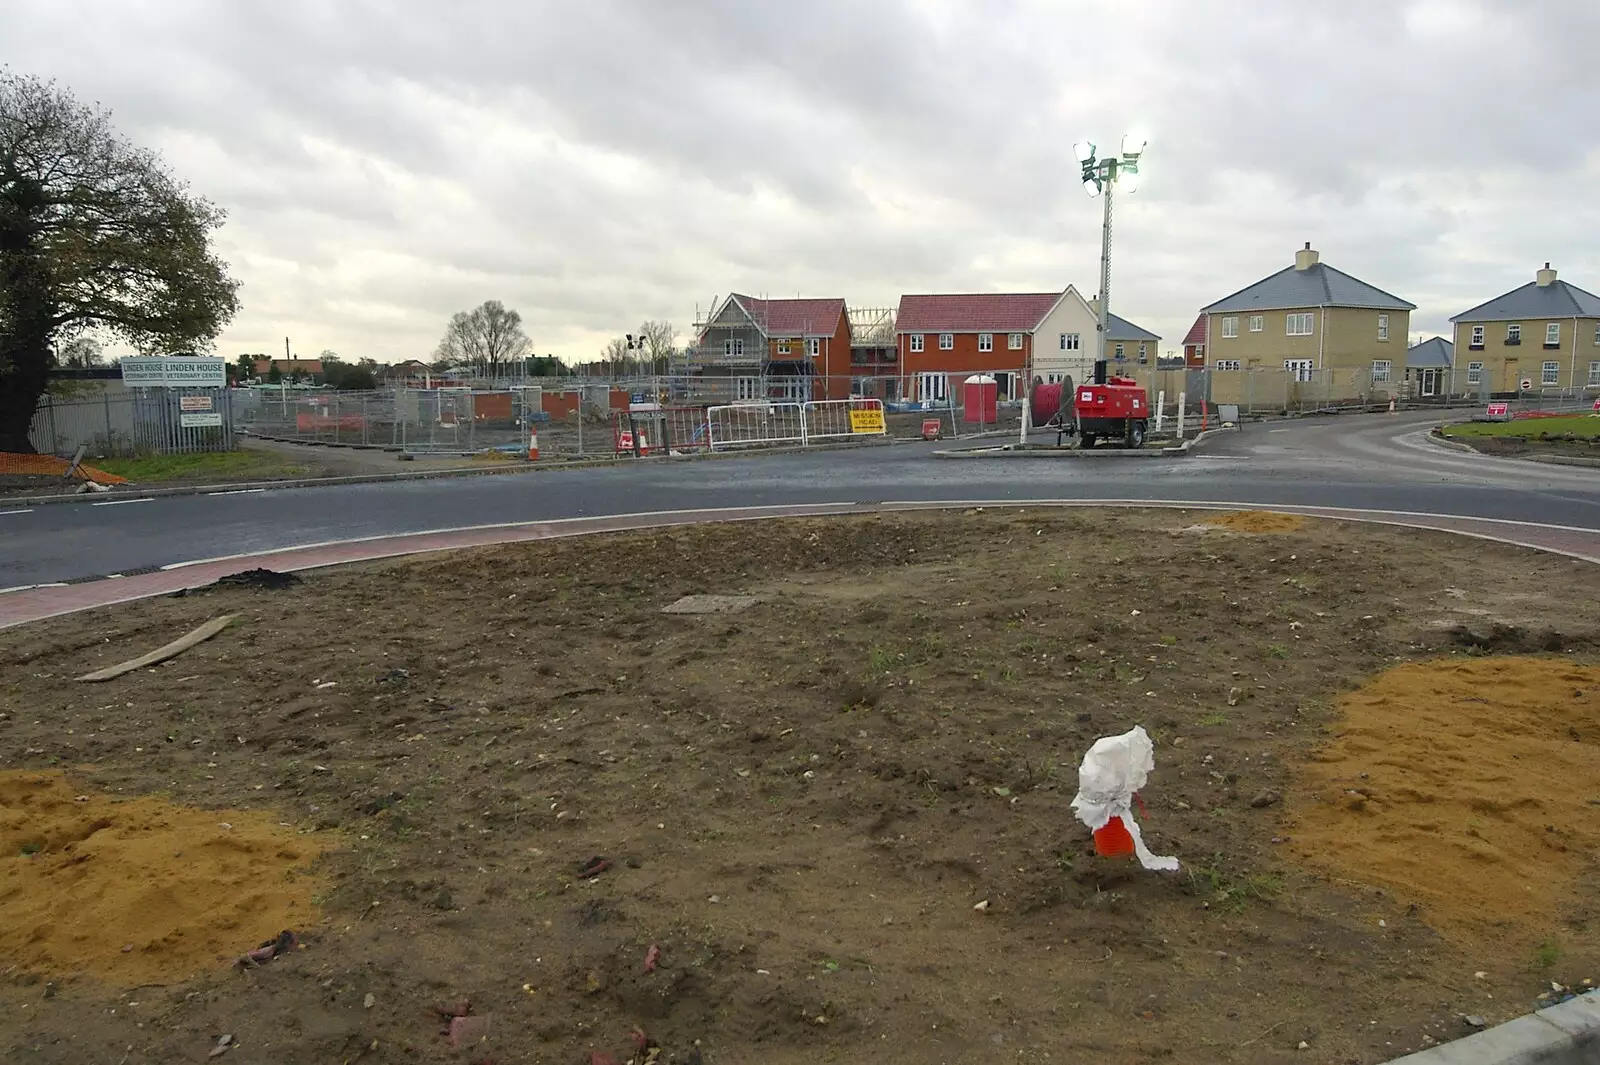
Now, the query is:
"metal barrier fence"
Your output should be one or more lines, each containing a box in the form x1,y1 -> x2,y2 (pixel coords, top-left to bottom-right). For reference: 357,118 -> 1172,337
28,389 -> 235,457
804,398 -> 888,442
608,407 -> 713,456
706,402 -> 808,450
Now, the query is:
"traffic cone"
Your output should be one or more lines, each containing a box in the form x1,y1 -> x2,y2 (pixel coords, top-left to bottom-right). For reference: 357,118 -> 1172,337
527,429 -> 540,461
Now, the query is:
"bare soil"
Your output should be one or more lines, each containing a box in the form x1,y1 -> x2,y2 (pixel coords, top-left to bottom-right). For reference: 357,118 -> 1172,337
2,509 -> 1598,1065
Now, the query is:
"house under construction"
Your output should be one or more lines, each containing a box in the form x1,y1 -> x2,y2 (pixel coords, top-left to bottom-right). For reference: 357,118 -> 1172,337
676,294 -> 854,403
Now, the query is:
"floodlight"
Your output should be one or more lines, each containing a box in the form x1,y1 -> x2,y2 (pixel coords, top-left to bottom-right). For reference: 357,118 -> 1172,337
1074,141 -> 1096,163
1121,134 -> 1146,159
1120,164 -> 1142,193
1083,177 -> 1100,196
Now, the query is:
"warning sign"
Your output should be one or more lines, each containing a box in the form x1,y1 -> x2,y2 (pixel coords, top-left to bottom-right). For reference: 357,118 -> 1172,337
179,395 -> 213,411
849,408 -> 886,434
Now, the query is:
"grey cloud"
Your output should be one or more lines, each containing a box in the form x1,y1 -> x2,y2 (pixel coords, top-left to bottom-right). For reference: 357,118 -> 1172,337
4,0 -> 1599,361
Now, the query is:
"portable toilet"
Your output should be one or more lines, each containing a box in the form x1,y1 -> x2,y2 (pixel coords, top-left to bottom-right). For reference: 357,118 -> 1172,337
962,374 -> 998,424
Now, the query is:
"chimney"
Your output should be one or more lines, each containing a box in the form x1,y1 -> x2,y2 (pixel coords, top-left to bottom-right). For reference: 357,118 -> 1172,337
1294,242 -> 1320,271
1536,262 -> 1557,287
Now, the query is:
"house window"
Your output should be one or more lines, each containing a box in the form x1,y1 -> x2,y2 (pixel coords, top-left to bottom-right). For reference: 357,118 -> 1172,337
978,333 -> 993,352
1008,333 -> 1023,350
1467,361 -> 1483,385
1248,315 -> 1263,332
1060,332 -> 1081,351
1378,314 -> 1389,341
1284,359 -> 1314,382
1214,359 -> 1241,371
1542,360 -> 1560,386
938,333 -> 953,350
1286,312 -> 1315,336
1470,325 -> 1485,349
1138,343 -> 1148,364
1113,343 -> 1125,360
1594,323 -> 1600,345
1545,323 -> 1561,348
1371,359 -> 1392,383
1221,317 -> 1239,338
851,377 -> 872,397
1588,362 -> 1600,387
1506,324 -> 1521,344
777,339 -> 791,355
735,377 -> 759,400
1045,372 -> 1065,384
909,334 -> 924,353
807,338 -> 820,357
917,373 -> 947,403
725,338 -> 745,357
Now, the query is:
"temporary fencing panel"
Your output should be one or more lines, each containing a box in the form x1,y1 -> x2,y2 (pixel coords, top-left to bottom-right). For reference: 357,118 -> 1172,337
803,398 -> 887,442
609,407 -> 712,457
706,402 -> 808,450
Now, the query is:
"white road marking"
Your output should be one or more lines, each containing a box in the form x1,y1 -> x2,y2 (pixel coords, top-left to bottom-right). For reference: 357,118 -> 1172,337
206,488 -> 267,496
1268,428 -> 1292,433
0,508 -> 35,516
91,498 -> 154,507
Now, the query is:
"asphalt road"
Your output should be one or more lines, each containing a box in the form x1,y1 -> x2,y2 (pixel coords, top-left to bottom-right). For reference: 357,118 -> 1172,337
2,410 -> 1597,589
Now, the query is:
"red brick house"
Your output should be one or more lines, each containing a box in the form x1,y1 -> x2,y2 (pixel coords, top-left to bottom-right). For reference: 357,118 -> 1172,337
1181,315 -> 1207,368
894,292 -> 1061,404
687,294 -> 853,401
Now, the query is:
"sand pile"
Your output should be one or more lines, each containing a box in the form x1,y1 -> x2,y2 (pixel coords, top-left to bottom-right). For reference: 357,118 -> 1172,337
1288,657 -> 1600,943
1205,510 -> 1307,534
0,770 -> 326,986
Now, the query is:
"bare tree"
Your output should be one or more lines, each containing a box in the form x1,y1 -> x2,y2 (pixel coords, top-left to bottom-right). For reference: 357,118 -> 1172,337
434,300 -> 531,375
56,335 -> 102,368
634,320 -> 676,370
0,70 -> 240,451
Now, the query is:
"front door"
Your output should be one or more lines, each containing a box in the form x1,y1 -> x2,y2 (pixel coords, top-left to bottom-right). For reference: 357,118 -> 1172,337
1420,369 -> 1439,397
1503,359 -> 1520,395
918,373 -> 948,406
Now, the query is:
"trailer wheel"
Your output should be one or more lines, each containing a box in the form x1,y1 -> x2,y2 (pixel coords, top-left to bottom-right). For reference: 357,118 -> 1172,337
1127,420 -> 1147,449
1080,432 -> 1097,449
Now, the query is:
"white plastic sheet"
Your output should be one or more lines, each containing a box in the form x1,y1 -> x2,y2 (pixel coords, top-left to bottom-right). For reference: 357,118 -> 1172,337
1070,725 -> 1180,872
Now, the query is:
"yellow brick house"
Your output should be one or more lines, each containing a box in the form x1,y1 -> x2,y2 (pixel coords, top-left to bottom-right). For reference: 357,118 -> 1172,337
1198,243 -> 1415,407
1448,264 -> 1600,397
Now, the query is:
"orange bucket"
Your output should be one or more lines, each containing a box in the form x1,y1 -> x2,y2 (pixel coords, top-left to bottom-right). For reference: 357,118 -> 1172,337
1093,815 -> 1136,858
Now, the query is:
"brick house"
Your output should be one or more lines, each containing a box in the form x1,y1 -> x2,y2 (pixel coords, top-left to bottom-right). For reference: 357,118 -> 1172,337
1448,264 -> 1600,395
894,292 -> 1061,405
685,294 -> 852,402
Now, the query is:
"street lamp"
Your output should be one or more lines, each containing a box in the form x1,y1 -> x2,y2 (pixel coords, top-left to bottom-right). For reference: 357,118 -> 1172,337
1074,135 -> 1147,381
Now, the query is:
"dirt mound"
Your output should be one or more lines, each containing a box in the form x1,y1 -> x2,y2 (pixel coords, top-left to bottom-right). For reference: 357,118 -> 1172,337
1288,657 -> 1600,944
211,568 -> 302,590
0,770 -> 326,986
1444,622 -> 1587,653
1205,509 -> 1306,533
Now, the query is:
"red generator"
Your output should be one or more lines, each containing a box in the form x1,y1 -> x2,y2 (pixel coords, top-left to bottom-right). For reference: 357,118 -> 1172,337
1073,374 -> 1149,448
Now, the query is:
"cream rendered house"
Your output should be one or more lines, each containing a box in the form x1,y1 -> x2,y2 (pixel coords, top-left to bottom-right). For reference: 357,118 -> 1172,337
1030,286 -> 1162,386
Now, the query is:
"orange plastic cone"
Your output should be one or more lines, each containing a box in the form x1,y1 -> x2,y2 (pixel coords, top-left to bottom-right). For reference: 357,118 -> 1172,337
528,430 -> 540,461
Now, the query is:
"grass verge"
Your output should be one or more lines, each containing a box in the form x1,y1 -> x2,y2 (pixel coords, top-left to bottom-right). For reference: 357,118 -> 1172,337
1442,414 -> 1600,439
92,450 -> 314,483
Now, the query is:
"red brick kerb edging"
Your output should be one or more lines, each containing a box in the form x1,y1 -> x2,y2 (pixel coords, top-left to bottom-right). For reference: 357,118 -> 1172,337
4,499 -> 1600,630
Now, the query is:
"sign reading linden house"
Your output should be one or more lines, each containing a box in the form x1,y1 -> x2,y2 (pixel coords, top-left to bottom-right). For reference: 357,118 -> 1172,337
119,355 -> 227,388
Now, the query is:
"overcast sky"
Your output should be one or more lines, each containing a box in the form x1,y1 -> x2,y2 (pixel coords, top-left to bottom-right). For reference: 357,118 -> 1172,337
6,0 -> 1598,364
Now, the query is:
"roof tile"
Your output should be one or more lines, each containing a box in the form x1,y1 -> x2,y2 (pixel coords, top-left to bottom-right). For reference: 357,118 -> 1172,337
1202,263 -> 1415,314
729,294 -> 846,336
1448,279 -> 1600,323
895,293 -> 1060,334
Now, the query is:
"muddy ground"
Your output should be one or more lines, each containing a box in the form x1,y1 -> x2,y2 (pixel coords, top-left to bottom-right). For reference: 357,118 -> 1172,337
1,509 -> 1598,1065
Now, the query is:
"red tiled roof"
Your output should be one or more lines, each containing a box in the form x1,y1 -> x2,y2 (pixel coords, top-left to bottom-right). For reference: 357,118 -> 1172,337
731,295 -> 846,337
1182,315 -> 1207,346
894,293 -> 1060,334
